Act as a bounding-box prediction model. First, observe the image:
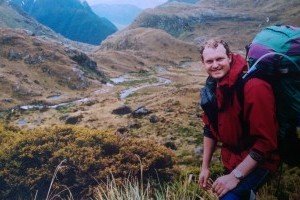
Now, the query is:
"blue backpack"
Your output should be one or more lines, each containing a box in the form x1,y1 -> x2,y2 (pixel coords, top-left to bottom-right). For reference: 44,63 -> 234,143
243,25 -> 300,166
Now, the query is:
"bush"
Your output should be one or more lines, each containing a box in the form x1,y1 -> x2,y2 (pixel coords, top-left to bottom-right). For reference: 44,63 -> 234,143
0,124 -> 177,199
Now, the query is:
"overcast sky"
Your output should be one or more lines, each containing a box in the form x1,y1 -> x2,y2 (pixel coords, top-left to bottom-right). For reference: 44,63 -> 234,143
85,0 -> 168,9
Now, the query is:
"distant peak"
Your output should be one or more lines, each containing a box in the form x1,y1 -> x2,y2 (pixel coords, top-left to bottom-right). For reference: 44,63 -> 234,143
79,0 -> 89,7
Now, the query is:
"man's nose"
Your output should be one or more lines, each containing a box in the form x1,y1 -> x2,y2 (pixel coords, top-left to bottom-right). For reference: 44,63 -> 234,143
211,61 -> 218,69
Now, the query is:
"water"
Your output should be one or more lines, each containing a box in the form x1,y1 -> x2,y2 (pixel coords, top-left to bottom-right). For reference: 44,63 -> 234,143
47,94 -> 62,100
119,77 -> 171,99
18,119 -> 27,126
111,75 -> 127,84
10,76 -> 171,112
19,98 -> 90,110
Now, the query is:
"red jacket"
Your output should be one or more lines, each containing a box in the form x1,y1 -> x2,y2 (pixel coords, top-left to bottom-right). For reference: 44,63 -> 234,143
202,54 -> 280,172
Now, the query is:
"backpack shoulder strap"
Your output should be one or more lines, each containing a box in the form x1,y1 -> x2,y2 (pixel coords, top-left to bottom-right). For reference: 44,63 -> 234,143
235,76 -> 245,108
234,74 -> 250,135
200,76 -> 218,132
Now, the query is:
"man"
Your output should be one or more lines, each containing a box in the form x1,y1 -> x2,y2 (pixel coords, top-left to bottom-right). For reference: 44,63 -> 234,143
198,39 -> 280,199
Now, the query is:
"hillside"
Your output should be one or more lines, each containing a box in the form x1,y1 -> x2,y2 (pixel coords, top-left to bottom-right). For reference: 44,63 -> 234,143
92,27 -> 200,77
0,25 -> 205,149
0,28 -> 106,110
129,0 -> 300,50
9,0 -> 118,45
0,0 -> 97,52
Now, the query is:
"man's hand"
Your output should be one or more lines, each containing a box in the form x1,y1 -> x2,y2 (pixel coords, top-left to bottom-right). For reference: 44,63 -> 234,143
198,168 -> 212,189
212,173 -> 240,197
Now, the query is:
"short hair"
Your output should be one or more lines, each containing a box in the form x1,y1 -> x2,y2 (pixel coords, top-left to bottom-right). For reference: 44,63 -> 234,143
199,39 -> 231,61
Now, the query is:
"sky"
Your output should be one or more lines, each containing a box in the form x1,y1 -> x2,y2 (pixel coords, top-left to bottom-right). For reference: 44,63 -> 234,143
85,0 -> 168,9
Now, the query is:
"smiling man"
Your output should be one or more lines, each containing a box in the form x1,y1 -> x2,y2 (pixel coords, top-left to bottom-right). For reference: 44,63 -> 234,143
198,39 -> 280,199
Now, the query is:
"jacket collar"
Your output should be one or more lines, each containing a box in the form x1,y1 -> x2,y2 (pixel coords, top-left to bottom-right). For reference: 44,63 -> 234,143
218,54 -> 247,88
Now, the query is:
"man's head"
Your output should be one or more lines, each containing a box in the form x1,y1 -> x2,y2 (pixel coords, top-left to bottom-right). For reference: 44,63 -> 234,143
200,39 -> 232,79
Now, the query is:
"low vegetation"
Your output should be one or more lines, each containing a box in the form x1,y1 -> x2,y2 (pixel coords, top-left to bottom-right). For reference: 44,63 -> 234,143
0,123 -> 299,199
0,124 -> 177,199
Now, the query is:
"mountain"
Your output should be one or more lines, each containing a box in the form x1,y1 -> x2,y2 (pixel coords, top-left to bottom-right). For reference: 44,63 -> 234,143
0,0 -> 58,39
91,4 -> 142,29
0,27 -> 106,110
129,0 -> 300,50
9,0 -> 118,45
0,0 -> 97,52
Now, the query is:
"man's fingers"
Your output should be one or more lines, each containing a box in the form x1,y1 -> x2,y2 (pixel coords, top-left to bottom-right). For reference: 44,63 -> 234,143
218,188 -> 229,197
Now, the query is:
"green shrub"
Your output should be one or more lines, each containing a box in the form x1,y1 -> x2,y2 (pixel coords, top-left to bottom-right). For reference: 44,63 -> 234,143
0,124 -> 177,199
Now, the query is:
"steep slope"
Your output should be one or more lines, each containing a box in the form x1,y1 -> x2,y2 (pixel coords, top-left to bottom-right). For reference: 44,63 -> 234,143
0,1 -> 97,52
91,4 -> 142,29
0,28 -> 106,109
129,0 -> 300,50
9,0 -> 118,45
0,1 -> 58,39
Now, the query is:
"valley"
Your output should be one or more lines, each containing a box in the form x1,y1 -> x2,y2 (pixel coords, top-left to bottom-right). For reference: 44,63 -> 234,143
1,60 -> 207,163
1,0 -> 300,198
1,0 -> 300,175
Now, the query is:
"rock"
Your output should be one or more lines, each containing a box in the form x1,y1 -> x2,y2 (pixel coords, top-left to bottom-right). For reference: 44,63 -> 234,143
112,105 -> 132,115
2,98 -> 13,103
65,48 -> 98,71
116,127 -> 128,134
149,115 -> 159,123
65,115 -> 83,124
8,50 -> 22,61
194,146 -> 204,155
128,121 -> 141,129
132,106 -> 152,118
164,141 -> 177,150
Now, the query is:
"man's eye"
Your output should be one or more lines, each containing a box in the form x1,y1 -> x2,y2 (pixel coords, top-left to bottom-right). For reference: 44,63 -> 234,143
205,60 -> 213,64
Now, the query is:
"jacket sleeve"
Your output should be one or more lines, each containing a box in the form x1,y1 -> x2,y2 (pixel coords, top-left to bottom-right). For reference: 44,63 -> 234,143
202,114 -> 216,139
243,78 -> 278,161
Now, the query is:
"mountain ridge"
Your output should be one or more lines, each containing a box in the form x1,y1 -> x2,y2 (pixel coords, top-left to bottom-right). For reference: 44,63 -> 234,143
129,0 -> 300,49
9,0 -> 118,45
0,1 -> 97,52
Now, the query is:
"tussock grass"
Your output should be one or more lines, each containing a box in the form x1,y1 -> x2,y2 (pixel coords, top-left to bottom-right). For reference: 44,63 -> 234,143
94,174 -> 217,200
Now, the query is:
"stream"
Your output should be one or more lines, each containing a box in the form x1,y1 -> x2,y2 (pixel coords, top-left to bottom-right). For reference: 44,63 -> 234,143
7,75 -> 171,113
119,77 -> 171,99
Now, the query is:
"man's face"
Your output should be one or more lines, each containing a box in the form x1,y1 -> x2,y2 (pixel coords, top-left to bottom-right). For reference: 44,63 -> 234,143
202,45 -> 232,79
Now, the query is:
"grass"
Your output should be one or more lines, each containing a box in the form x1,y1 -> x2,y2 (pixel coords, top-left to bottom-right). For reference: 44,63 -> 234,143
43,168 -> 300,200
39,155 -> 215,200
93,174 -> 216,200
